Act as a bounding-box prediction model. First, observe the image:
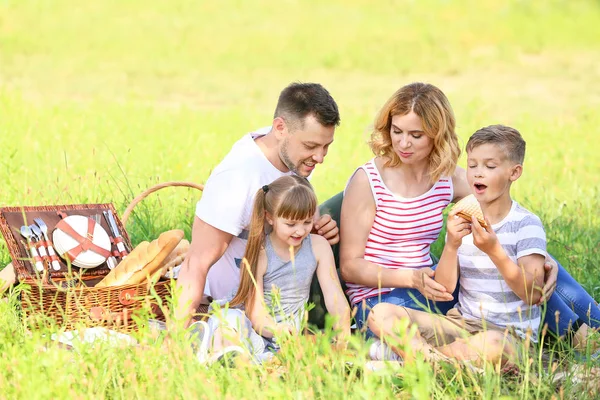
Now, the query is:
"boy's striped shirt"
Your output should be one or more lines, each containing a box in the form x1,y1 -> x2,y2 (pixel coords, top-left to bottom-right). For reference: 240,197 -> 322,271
456,201 -> 546,340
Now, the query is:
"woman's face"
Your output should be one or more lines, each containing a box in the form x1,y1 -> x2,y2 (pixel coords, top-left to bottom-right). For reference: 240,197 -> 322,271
390,111 -> 434,166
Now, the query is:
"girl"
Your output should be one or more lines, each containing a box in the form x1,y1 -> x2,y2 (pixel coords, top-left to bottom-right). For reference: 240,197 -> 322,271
203,175 -> 350,362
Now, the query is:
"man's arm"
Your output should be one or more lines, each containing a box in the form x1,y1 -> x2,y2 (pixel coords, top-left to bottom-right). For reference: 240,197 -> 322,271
174,216 -> 233,327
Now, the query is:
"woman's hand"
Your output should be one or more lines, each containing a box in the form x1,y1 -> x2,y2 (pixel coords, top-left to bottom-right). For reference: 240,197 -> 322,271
446,210 -> 472,249
412,267 -> 453,301
537,255 -> 558,304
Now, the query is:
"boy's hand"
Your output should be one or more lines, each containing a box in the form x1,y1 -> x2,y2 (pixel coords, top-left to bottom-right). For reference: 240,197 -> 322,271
471,216 -> 500,255
446,210 -> 472,249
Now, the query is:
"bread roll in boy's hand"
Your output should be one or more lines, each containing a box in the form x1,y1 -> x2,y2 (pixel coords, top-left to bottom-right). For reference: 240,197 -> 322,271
450,195 -> 488,229
96,230 -> 184,287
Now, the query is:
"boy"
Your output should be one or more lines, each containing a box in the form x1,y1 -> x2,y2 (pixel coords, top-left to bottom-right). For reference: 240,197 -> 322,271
367,125 -> 546,365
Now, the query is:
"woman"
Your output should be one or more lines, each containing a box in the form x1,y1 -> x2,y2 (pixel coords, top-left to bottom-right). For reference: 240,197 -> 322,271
339,82 -> 599,349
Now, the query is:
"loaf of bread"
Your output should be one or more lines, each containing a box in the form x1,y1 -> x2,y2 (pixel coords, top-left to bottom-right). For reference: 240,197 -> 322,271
450,194 -> 488,228
96,230 -> 184,287
149,239 -> 189,284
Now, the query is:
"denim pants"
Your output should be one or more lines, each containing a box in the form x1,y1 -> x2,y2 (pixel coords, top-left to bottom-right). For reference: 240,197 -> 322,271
354,261 -> 600,338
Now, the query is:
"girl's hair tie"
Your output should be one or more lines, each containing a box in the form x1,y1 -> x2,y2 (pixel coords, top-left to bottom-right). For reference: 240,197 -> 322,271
262,185 -> 269,193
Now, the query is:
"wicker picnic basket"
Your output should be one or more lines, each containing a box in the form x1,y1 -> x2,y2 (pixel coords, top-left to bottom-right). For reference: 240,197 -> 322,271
0,181 -> 205,332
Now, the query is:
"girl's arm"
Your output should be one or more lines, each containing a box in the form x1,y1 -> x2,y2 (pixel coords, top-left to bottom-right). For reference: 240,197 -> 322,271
246,251 -> 290,339
313,235 -> 351,342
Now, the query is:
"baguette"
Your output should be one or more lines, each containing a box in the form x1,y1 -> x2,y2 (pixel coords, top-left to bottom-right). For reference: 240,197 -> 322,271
450,194 -> 488,228
149,239 -> 189,284
96,229 -> 184,287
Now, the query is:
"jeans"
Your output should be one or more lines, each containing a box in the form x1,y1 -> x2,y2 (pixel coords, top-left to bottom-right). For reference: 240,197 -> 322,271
544,258 -> 600,336
354,260 -> 600,339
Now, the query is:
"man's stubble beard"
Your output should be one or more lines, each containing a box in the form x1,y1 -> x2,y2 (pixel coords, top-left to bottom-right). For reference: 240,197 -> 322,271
279,138 -> 302,176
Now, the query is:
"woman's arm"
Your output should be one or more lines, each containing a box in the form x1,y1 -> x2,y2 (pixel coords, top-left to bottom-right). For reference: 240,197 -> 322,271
339,169 -> 415,288
246,251 -> 289,339
312,235 -> 351,341
451,166 -> 471,203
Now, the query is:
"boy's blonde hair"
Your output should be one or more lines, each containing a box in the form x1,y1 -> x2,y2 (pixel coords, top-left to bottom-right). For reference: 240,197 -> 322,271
466,125 -> 526,164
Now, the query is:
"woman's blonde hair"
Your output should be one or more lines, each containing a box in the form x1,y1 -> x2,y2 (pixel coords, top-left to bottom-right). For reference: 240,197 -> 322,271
229,175 -> 317,315
369,82 -> 461,183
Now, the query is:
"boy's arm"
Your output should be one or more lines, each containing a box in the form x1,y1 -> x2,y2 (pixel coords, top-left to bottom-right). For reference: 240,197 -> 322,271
434,210 -> 472,293
313,235 -> 351,342
246,252 -> 291,339
471,218 -> 544,305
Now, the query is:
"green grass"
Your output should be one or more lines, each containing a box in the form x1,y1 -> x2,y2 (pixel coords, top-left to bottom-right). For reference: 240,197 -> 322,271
1,0 -> 600,398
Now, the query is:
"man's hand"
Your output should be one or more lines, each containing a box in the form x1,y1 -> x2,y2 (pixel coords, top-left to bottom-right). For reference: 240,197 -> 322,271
537,255 -> 558,304
471,216 -> 500,255
446,210 -> 472,249
314,214 -> 339,245
412,267 -> 453,301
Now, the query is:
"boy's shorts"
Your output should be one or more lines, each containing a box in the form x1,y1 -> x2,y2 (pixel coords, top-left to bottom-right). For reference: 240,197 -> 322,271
401,307 -> 520,347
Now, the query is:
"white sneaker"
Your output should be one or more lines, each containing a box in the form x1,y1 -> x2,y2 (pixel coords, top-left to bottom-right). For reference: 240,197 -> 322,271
188,320 -> 212,363
209,345 -> 247,367
369,339 -> 402,362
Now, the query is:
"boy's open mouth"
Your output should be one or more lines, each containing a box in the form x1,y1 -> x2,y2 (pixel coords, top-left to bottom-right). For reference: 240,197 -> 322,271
474,183 -> 487,193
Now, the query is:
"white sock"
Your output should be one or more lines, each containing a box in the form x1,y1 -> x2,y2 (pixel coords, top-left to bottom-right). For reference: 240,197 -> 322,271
369,339 -> 402,361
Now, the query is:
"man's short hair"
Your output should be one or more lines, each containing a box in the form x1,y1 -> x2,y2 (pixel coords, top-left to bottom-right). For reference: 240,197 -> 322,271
466,125 -> 526,164
274,82 -> 340,128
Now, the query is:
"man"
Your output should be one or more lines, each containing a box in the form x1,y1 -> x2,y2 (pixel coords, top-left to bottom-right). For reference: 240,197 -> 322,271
175,82 -> 341,326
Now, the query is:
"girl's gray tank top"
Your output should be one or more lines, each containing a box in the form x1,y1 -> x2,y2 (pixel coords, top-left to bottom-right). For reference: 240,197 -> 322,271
263,234 -> 318,325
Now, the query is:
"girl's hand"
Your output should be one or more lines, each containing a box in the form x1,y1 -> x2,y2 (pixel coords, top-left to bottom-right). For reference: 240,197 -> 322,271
446,210 -> 472,249
412,267 -> 453,301
471,217 -> 500,255
273,323 -> 295,337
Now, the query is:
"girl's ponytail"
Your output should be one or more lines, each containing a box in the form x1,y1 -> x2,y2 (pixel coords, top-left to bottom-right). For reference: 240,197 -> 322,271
229,187 -> 268,313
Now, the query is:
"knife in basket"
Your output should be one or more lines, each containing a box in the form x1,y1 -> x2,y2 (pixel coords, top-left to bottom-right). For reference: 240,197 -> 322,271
104,210 -> 128,258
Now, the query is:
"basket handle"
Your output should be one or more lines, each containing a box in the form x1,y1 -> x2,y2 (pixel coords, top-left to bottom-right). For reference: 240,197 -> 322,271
122,181 -> 204,226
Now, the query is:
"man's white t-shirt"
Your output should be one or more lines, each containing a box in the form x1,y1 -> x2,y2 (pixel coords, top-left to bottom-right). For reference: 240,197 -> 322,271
196,127 -> 292,301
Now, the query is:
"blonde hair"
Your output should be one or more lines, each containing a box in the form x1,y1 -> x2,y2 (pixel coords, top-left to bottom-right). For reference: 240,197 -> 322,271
229,175 -> 317,315
369,82 -> 461,183
466,124 -> 526,164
